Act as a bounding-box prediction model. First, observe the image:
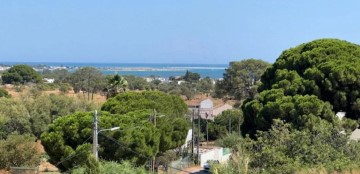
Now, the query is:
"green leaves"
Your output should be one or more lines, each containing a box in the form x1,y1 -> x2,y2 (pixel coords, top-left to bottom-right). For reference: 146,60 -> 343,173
215,59 -> 270,100
42,91 -> 189,171
260,39 -> 360,118
2,65 -> 42,84
101,91 -> 188,117
0,135 -> 40,170
243,39 -> 360,137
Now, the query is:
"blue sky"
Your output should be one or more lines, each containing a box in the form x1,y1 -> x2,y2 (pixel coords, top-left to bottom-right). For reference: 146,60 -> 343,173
1,0 -> 360,64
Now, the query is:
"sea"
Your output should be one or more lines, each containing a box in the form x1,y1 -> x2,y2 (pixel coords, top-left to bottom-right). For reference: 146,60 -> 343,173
0,62 -> 227,79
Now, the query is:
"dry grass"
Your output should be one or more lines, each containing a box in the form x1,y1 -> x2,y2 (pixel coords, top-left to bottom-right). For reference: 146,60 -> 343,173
2,85 -> 107,106
185,93 -> 236,108
296,168 -> 360,174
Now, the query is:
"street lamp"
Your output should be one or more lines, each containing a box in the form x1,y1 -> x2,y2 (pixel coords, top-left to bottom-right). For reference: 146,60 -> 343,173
92,110 -> 120,161
99,127 -> 120,132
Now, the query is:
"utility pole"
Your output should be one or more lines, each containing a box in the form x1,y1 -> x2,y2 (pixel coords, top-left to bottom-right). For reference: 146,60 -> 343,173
92,110 -> 98,160
191,109 -> 194,157
229,116 -> 232,134
205,113 -> 209,146
92,110 -> 119,162
239,116 -> 241,136
152,109 -> 156,173
197,106 -> 200,164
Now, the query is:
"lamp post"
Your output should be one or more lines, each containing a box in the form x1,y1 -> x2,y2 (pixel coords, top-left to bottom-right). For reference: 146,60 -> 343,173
93,110 -> 120,161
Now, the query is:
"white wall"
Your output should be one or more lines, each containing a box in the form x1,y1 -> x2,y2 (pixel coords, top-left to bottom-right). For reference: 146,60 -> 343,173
200,99 -> 213,109
199,147 -> 231,167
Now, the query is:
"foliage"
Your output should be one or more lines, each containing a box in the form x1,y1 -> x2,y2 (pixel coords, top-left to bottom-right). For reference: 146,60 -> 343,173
259,39 -> 360,119
0,98 -> 31,139
84,155 -> 100,174
211,143 -> 250,174
101,91 -> 188,117
249,120 -> 360,173
106,74 -> 128,98
196,77 -> 214,95
24,93 -> 97,138
72,161 -> 149,174
0,92 -> 96,139
179,82 -> 196,100
102,91 -> 189,157
41,112 -> 188,171
1,65 -> 42,84
242,39 -> 360,136
69,67 -> 106,100
241,90 -> 343,137
197,109 -> 243,141
124,75 -> 148,91
59,83 -> 72,93
0,134 -> 40,170
35,83 -> 58,91
215,120 -> 360,174
213,110 -> 243,136
41,111 -> 159,170
215,133 -> 243,149
0,87 -> 11,98
42,69 -> 70,83
183,70 -> 201,83
215,59 -> 270,100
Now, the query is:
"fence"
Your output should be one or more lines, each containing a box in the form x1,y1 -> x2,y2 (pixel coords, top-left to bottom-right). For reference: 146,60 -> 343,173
166,156 -> 194,174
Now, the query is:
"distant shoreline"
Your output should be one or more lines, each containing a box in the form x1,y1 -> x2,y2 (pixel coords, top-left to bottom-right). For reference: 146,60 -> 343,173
0,62 -> 226,79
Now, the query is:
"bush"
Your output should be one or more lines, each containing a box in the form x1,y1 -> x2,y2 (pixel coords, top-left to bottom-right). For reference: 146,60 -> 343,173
0,87 -> 10,98
0,134 -> 40,170
218,120 -> 360,174
72,161 -> 149,174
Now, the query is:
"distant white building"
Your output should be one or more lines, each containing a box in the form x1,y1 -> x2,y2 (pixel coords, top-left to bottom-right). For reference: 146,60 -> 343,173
188,98 -> 233,120
177,80 -> 185,85
43,78 -> 55,83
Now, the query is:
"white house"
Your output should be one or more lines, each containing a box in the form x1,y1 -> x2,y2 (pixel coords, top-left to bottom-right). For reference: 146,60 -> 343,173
188,98 -> 233,120
43,78 -> 55,83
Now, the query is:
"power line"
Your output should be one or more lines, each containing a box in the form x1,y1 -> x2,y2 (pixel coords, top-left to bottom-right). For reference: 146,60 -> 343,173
55,136 -> 93,167
98,132 -> 192,173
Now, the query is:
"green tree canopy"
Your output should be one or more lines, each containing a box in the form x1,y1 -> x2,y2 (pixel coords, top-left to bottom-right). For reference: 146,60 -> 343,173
204,109 -> 243,140
41,111 -> 159,170
183,70 -> 201,83
215,59 -> 270,100
124,75 -> 148,91
105,74 -> 128,98
102,91 -> 189,154
42,69 -> 70,83
101,91 -> 188,117
246,120 -> 360,173
1,65 -> 42,84
196,77 -> 214,95
42,91 -> 189,171
0,98 -> 31,139
41,110 -> 188,171
0,135 -> 40,170
242,39 -> 360,137
260,39 -> 360,119
69,67 -> 106,100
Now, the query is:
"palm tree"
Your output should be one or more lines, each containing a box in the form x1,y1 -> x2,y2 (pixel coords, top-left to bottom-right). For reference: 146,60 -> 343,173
106,74 -> 128,98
